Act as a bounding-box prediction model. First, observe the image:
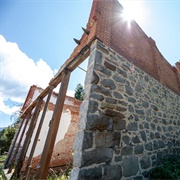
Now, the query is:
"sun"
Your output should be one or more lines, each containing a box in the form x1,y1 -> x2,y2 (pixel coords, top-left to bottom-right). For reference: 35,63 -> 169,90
120,0 -> 145,28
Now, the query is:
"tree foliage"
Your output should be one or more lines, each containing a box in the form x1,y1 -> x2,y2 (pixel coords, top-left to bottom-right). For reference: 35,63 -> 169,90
0,125 -> 17,155
74,83 -> 84,101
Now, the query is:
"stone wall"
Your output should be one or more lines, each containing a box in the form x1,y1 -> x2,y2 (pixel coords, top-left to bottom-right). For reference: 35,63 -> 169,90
71,40 -> 180,179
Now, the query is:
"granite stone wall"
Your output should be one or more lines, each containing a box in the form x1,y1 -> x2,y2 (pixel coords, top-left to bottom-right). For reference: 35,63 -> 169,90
71,40 -> 180,180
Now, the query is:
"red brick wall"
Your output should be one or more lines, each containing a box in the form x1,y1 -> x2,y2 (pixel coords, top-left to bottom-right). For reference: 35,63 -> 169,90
85,0 -> 180,93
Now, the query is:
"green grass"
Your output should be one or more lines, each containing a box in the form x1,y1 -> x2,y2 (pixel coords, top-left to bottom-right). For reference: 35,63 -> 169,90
0,155 -> 7,180
149,157 -> 180,179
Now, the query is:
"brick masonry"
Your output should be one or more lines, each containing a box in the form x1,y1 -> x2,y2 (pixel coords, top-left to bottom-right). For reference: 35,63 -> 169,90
71,40 -> 180,179
84,0 -> 180,94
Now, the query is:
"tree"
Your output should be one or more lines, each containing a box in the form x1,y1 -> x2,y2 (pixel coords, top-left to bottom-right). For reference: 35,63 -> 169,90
0,125 -> 17,155
74,83 -> 84,101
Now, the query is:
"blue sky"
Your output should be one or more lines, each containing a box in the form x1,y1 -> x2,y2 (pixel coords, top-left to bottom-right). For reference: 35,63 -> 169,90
0,0 -> 180,127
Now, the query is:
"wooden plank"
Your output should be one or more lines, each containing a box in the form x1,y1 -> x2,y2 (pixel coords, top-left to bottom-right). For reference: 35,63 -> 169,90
4,117 -> 25,169
12,98 -> 43,179
23,87 -> 53,180
7,113 -> 31,173
36,68 -> 71,179
20,43 -> 91,119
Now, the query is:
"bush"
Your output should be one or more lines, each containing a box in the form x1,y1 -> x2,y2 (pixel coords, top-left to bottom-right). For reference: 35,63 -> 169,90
0,125 -> 17,155
149,156 -> 180,179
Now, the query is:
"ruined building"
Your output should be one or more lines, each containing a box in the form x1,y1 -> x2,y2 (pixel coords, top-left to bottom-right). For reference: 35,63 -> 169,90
4,0 -> 180,179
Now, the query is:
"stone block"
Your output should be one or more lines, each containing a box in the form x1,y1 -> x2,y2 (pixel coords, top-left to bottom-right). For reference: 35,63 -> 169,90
95,131 -> 120,148
90,92 -> 104,101
127,122 -> 138,131
104,165 -> 122,179
114,118 -> 126,130
102,79 -> 116,90
122,156 -> 139,177
79,167 -> 102,179
134,145 -> 144,154
74,131 -> 93,151
121,146 -> 133,156
81,148 -> 113,166
88,100 -> 99,113
140,156 -> 151,169
122,135 -> 130,145
104,61 -> 116,71
104,109 -> 125,118
86,114 -> 113,131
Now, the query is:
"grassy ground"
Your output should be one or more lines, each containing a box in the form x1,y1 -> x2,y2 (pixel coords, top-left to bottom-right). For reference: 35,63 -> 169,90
0,155 -> 7,180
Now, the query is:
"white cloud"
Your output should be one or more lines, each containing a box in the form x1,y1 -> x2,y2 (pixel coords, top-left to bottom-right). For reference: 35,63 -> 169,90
66,90 -> 75,97
0,97 -> 20,115
0,35 -> 55,115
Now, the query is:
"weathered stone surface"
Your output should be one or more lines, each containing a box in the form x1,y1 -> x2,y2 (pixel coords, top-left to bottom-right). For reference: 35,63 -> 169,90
127,122 -> 138,131
122,135 -> 130,145
104,109 -> 125,118
74,131 -> 93,151
102,79 -> 116,90
150,132 -> 155,140
95,131 -> 120,148
73,41 -> 180,179
150,123 -> 156,131
158,140 -> 165,148
94,64 -> 112,76
128,97 -> 136,103
82,148 -> 113,166
90,93 -> 104,101
88,100 -> 99,113
123,156 -> 139,177
121,146 -> 133,155
114,118 -> 126,130
91,71 -> 100,84
132,136 -> 141,143
79,167 -> 102,179
155,132 -> 160,139
151,104 -> 158,111
104,165 -> 122,179
134,176 -> 143,180
125,85 -> 133,96
113,75 -> 125,83
135,109 -> 145,115
104,61 -> 116,71
86,114 -> 113,131
106,97 -> 117,104
113,91 -> 123,99
116,106 -> 126,112
140,131 -> 147,142
117,68 -> 127,77
134,145 -> 144,154
128,104 -> 134,113
153,140 -> 159,150
145,142 -> 153,151
100,102 -> 115,109
144,122 -> 149,129
140,156 -> 151,169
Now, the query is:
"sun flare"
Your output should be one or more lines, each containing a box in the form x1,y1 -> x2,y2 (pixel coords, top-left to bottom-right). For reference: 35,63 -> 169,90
120,0 -> 145,27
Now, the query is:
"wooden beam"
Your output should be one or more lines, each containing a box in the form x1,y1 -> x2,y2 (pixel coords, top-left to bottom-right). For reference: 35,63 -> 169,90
12,98 -> 43,179
7,113 -> 31,173
36,68 -> 71,179
20,42 -> 91,119
4,117 -> 25,169
23,87 -> 53,180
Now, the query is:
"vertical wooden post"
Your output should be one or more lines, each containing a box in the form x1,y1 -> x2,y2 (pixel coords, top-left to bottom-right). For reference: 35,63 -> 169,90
23,87 -> 53,179
36,68 -> 71,179
4,117 -> 25,169
7,112 -> 31,173
12,98 -> 43,179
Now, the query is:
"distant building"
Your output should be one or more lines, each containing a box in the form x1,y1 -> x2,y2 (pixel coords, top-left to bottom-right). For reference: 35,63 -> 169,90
20,85 -> 81,171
